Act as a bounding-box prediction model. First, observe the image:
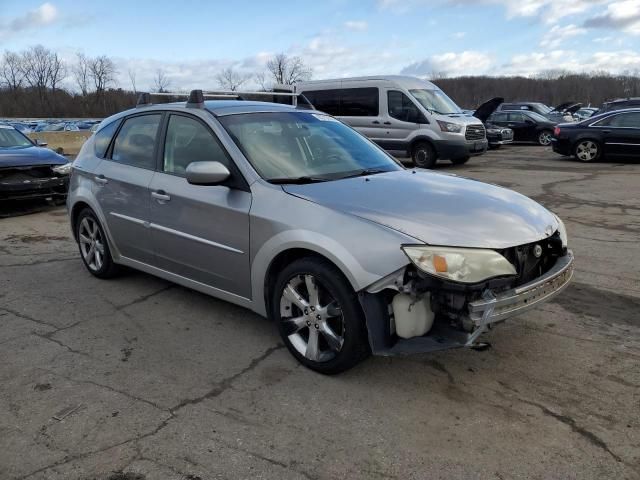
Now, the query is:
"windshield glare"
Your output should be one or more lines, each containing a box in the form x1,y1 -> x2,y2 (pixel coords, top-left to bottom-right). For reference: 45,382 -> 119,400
219,112 -> 402,181
0,127 -> 33,149
409,89 -> 461,115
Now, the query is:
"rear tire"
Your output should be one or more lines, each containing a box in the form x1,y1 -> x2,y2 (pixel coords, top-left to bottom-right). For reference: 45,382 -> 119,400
573,139 -> 601,162
271,257 -> 370,374
75,208 -> 119,279
412,142 -> 437,169
538,130 -> 553,146
450,156 -> 469,165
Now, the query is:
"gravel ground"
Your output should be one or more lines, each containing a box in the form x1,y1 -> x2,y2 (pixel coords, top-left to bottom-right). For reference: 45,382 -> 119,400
0,145 -> 638,480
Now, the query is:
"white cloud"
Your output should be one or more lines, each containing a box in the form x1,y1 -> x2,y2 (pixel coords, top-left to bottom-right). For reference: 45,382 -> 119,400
502,48 -> 640,75
452,31 -> 466,38
344,20 -> 368,31
401,51 -> 494,77
540,24 -> 587,48
584,0 -> 640,34
0,2 -> 59,41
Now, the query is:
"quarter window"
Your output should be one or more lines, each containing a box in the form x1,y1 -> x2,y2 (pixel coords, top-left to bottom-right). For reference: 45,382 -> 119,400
163,115 -> 230,176
94,120 -> 121,158
607,112 -> 640,128
387,91 -> 422,123
111,114 -> 161,169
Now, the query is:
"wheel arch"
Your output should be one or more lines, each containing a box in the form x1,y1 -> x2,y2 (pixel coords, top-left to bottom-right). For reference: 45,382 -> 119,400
409,136 -> 438,157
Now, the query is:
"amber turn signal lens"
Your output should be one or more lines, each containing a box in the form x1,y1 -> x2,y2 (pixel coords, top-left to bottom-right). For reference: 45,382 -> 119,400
433,255 -> 448,273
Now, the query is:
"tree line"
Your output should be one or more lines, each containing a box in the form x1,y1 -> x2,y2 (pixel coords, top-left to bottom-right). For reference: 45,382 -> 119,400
0,46 -> 312,118
2,44 -> 639,118
432,72 -> 640,110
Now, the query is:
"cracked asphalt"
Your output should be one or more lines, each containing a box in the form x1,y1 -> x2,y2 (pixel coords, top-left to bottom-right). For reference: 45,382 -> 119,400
1,146 -> 639,480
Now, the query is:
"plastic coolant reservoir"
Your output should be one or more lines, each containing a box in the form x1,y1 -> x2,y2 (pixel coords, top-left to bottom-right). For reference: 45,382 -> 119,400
392,293 -> 435,339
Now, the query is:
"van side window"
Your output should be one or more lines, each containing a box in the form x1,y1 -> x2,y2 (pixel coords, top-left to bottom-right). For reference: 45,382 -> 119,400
340,88 -> 379,116
387,91 -> 422,123
111,114 -> 161,169
302,90 -> 340,116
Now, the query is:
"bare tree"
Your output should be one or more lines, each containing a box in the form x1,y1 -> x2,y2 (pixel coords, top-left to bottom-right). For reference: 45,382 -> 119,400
153,69 -> 170,93
128,68 -> 137,94
21,45 -> 54,106
73,52 -> 91,95
216,67 -> 249,91
255,71 -> 269,90
265,53 -> 312,85
0,51 -> 24,91
47,50 -> 66,93
89,55 -> 117,95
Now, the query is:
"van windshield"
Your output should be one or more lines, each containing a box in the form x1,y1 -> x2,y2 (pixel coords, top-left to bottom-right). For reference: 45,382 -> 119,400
409,89 -> 461,115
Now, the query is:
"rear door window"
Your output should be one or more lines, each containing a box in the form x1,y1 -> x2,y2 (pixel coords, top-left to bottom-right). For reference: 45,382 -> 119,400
111,114 -> 162,169
508,112 -> 526,122
94,120 -> 121,158
608,112 -> 640,128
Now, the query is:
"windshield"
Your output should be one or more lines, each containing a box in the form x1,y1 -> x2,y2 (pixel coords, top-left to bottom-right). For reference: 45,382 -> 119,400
409,89 -> 461,115
534,103 -> 553,113
525,111 -> 550,122
0,126 -> 33,149
219,112 -> 402,181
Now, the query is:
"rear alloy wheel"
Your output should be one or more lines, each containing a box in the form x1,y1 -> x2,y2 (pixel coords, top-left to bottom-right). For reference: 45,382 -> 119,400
538,130 -> 553,146
574,140 -> 601,162
76,209 -> 119,278
412,142 -> 437,169
273,258 -> 369,374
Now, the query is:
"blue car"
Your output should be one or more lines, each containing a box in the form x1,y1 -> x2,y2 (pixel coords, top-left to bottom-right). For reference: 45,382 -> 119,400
0,125 -> 72,200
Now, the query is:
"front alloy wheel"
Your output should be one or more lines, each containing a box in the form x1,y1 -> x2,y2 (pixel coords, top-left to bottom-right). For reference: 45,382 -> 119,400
273,258 -> 370,374
574,140 -> 600,162
538,130 -> 553,146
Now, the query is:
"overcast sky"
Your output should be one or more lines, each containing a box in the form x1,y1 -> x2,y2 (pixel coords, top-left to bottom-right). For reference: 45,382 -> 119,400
1,0 -> 640,90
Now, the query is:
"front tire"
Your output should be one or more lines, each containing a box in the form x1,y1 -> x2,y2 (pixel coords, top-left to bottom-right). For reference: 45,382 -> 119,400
76,208 -> 119,278
272,258 -> 370,374
538,130 -> 553,146
412,142 -> 437,169
573,139 -> 601,162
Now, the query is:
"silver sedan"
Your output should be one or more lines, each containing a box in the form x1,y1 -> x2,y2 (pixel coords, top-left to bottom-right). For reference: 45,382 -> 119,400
67,93 -> 573,374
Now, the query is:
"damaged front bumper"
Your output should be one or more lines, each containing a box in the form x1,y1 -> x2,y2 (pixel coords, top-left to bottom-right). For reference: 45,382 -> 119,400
0,174 -> 69,200
360,250 -> 574,356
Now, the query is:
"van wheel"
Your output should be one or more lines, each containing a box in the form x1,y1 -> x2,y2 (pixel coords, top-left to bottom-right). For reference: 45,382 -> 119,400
412,142 -> 437,169
75,208 -> 119,279
272,258 -> 370,374
450,156 -> 469,165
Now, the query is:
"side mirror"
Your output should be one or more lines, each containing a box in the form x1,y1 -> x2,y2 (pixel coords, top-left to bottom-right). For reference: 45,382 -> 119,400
35,139 -> 48,147
186,161 -> 230,186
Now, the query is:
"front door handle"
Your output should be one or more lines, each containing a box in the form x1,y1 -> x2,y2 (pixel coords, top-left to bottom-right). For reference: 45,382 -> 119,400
372,120 -> 380,125
602,130 -> 611,134
94,175 -> 108,185
152,190 -> 171,202
383,121 -> 392,125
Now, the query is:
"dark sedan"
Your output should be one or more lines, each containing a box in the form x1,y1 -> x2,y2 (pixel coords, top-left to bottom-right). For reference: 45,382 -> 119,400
487,110 -> 557,146
552,108 -> 640,162
0,125 -> 72,200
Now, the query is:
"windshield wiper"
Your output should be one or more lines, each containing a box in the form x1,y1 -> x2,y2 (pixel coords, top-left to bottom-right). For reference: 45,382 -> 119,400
337,168 -> 389,180
268,176 -> 329,185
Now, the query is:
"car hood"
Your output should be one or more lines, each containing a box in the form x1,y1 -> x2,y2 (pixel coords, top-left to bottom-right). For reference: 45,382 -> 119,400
473,97 -> 504,123
283,170 -> 558,249
0,146 -> 68,168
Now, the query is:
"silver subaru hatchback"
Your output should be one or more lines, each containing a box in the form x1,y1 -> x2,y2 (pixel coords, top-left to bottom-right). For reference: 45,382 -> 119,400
68,91 -> 574,374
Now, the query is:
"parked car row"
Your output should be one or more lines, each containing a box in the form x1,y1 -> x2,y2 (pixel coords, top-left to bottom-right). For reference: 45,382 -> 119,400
0,118 -> 101,134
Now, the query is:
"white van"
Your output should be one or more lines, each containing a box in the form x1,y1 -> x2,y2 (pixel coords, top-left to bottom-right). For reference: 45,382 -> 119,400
298,75 -> 487,168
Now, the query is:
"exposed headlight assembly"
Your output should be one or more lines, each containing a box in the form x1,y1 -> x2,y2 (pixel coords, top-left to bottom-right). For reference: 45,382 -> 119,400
52,162 -> 73,175
436,120 -> 463,133
402,245 -> 516,284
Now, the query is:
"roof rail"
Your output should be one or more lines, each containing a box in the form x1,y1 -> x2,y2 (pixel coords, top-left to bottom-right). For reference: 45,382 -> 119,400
135,88 -> 311,109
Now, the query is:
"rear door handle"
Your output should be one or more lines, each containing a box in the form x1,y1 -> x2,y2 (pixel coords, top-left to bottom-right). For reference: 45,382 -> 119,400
94,175 -> 108,185
602,130 -> 611,134
383,121 -> 392,125
372,120 -> 380,125
151,190 -> 171,202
